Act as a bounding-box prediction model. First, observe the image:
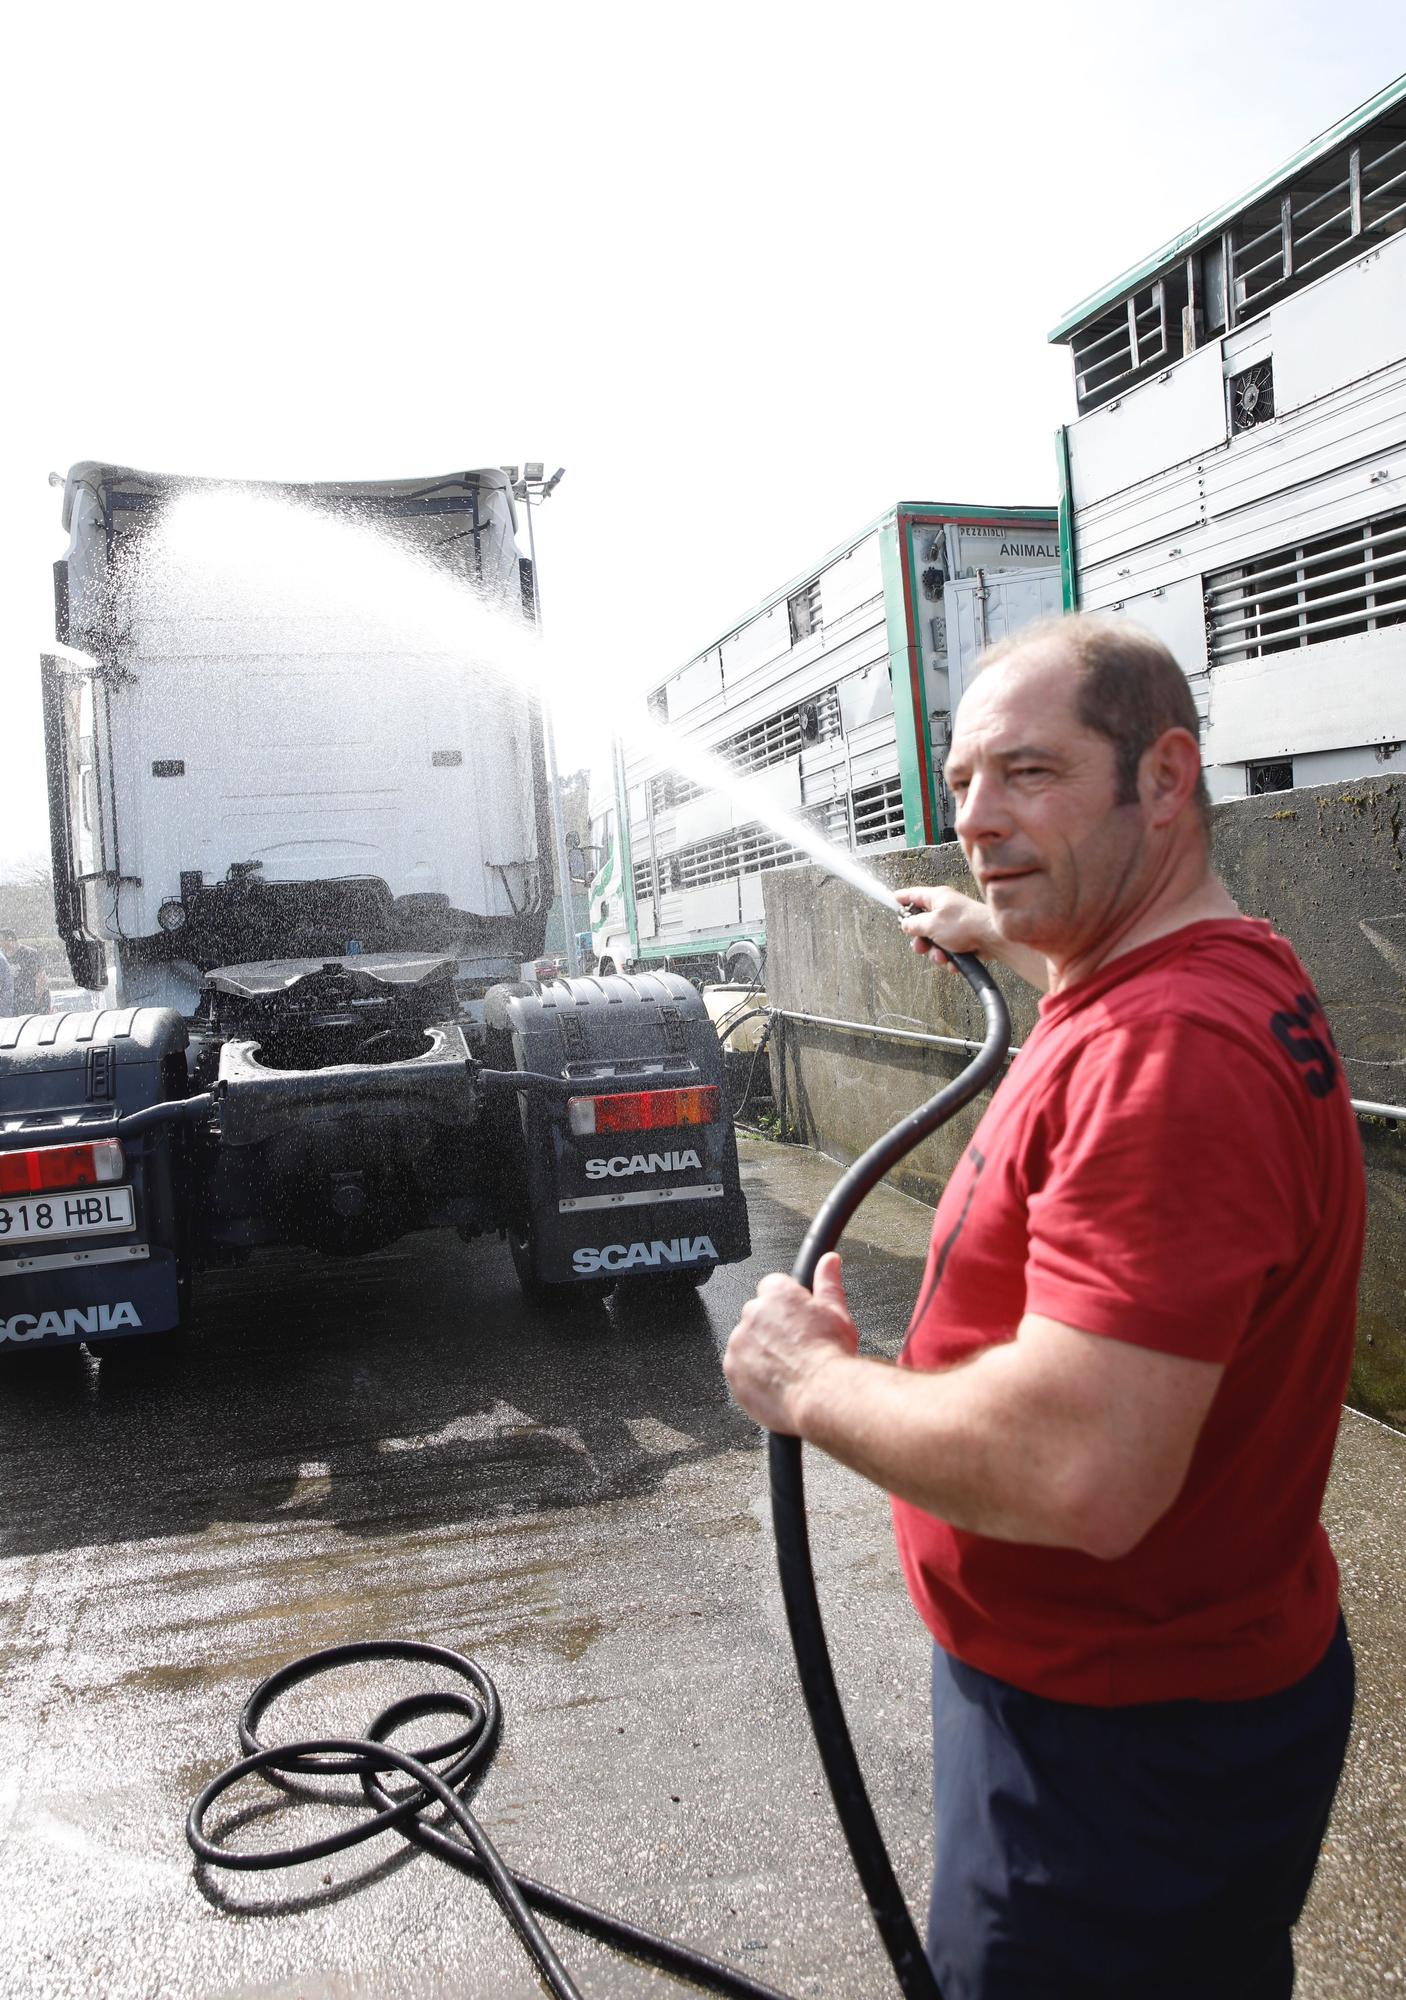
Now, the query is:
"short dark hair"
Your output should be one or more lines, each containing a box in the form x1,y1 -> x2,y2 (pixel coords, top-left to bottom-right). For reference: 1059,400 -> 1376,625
979,613 -> 1212,829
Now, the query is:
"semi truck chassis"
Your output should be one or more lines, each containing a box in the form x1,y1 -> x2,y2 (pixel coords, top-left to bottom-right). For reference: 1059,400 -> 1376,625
0,968 -> 750,1353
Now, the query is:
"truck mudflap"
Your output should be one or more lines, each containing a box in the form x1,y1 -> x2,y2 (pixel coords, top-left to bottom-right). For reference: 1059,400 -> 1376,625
0,1008 -> 191,1348
488,972 -> 751,1289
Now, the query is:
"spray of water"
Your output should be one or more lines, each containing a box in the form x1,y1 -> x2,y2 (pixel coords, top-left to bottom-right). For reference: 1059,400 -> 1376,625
140,486 -> 903,916
581,702 -> 903,914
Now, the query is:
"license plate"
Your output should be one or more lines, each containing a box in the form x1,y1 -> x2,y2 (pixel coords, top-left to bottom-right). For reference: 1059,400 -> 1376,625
0,1186 -> 136,1243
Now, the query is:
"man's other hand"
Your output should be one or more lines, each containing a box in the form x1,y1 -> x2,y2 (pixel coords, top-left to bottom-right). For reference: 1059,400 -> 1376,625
895,885 -> 998,963
896,885 -> 1049,993
723,1253 -> 860,1436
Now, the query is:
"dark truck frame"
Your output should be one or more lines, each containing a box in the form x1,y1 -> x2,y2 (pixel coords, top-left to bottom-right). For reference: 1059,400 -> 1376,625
0,966 -> 751,1352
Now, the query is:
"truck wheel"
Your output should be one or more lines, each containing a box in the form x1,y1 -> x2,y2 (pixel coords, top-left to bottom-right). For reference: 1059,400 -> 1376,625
667,1265 -> 712,1289
483,981 -> 537,1035
614,1266 -> 712,1306
724,943 -> 763,985
90,1325 -> 186,1368
508,1216 -> 613,1309
0,1342 -> 85,1377
508,1217 -> 553,1306
90,1269 -> 192,1365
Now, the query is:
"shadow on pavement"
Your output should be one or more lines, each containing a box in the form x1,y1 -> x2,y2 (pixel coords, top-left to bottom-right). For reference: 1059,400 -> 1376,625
0,1232 -> 759,1560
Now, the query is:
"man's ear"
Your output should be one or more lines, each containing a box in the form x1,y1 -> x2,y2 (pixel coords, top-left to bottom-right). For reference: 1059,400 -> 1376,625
1140,727 -> 1203,827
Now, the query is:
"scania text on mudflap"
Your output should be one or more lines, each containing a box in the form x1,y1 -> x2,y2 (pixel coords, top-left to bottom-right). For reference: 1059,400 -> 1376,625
0,463 -> 749,1356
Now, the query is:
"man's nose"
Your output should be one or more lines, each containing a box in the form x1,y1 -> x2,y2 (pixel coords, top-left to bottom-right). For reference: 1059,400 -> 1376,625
955,770 -> 1011,846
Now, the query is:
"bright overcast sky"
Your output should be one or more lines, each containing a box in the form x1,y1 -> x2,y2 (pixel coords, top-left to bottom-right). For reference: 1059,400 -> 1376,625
3,0 -> 1404,872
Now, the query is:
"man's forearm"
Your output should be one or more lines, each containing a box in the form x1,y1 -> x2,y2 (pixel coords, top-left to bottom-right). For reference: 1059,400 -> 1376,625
795,1344 -> 1094,1550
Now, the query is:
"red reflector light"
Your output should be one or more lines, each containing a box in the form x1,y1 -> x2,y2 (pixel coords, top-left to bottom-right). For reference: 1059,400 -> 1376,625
567,1086 -> 720,1137
0,1138 -> 125,1197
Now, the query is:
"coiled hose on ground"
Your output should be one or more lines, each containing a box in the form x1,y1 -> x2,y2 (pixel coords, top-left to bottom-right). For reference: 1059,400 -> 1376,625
187,952 -> 1010,2000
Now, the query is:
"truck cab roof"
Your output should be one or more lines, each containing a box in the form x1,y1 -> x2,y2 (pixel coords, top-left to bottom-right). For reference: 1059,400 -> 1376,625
59,463 -> 519,535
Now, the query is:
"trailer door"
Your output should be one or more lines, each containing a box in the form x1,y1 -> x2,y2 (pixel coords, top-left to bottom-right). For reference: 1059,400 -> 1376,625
945,568 -> 1066,719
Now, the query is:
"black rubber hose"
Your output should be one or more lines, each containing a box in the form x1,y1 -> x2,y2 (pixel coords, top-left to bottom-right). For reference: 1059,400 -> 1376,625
770,951 -> 1010,2000
187,958 -> 1007,1999
473,1066 -> 577,1095
188,1638 -> 790,2000
0,1091 -> 219,1149
117,1091 -> 219,1136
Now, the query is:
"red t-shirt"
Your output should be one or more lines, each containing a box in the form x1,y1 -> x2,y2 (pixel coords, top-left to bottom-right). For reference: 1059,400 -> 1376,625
891,918 -> 1366,1706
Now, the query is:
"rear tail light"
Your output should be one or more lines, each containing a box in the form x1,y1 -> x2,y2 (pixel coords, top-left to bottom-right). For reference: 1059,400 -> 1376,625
0,1138 -> 125,1197
567,1086 -> 720,1137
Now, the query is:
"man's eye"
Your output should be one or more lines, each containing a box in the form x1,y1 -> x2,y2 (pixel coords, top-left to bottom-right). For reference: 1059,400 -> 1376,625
1011,766 -> 1050,780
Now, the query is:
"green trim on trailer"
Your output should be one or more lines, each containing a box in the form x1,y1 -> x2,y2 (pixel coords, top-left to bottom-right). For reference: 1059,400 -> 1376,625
901,516 -> 943,838
1055,427 -> 1079,611
880,517 -> 932,845
588,738 -> 638,964
887,504 -> 1061,843
1048,72 -> 1406,344
628,932 -> 764,964
618,497 -> 1059,948
614,736 -> 639,960
898,502 -> 1058,526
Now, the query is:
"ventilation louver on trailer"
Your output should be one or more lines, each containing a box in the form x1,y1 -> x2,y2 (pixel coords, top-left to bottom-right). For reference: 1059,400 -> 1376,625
1063,102 -> 1406,415
1070,280 -> 1173,412
788,579 -> 821,645
1229,362 -> 1276,433
649,689 -> 843,815
1206,505 -> 1406,664
851,774 -> 906,846
1247,760 -> 1294,795
1231,126 -> 1406,319
669,822 -> 808,893
650,798 -> 857,896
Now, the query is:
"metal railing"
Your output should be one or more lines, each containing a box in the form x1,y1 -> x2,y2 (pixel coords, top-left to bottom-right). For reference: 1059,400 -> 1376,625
771,1008 -> 1406,1126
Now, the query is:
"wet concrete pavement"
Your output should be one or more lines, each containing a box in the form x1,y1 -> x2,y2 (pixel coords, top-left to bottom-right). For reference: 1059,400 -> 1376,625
1,1135 -> 1402,1998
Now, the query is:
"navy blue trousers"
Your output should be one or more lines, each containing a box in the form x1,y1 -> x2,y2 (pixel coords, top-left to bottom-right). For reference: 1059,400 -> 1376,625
926,1619 -> 1354,1999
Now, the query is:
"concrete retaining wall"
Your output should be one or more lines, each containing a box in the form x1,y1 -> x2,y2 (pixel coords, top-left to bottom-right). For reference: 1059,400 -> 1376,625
762,776 -> 1406,1426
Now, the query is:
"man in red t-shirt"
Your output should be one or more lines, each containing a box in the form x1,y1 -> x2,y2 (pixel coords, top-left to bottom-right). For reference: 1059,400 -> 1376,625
724,615 -> 1364,1998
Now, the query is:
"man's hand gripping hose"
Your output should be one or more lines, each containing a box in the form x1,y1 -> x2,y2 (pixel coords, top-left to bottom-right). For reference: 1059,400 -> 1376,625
185,955 -> 1008,2000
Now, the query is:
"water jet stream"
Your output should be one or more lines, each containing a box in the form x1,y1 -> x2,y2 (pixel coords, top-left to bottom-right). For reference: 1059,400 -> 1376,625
141,488 -> 904,921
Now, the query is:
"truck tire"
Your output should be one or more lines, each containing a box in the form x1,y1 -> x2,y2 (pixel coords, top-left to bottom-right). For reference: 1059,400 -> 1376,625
611,1266 -> 713,1325
724,942 -> 763,985
617,1265 -> 712,1300
483,981 -> 537,1035
89,1322 -> 187,1366
508,1214 -> 614,1310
